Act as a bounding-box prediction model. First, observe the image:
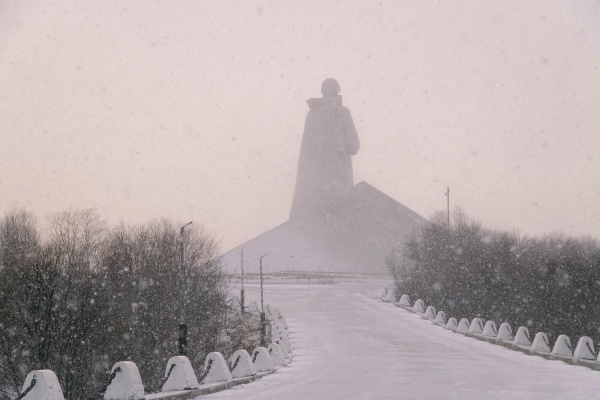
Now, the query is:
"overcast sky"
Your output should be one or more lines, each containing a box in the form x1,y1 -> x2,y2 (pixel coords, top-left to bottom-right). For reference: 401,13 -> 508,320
1,1 -> 599,251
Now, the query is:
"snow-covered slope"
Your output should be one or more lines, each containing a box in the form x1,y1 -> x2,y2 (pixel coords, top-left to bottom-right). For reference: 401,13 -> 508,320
220,181 -> 428,275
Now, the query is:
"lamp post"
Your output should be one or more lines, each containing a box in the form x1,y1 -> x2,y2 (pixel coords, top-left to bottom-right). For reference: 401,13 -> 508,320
240,248 -> 245,314
259,254 -> 267,347
179,221 -> 193,356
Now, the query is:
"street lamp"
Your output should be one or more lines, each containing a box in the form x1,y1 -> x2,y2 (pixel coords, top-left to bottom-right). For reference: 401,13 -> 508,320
179,221 -> 193,356
240,248 -> 245,314
259,254 -> 267,347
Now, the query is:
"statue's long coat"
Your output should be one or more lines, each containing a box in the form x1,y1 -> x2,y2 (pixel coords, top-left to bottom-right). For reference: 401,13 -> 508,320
290,95 -> 360,219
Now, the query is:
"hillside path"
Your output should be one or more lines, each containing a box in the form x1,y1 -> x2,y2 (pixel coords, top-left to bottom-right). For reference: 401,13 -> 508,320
199,282 -> 597,400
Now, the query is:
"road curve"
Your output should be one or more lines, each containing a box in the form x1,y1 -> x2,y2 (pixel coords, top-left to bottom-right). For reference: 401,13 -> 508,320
200,282 -> 597,400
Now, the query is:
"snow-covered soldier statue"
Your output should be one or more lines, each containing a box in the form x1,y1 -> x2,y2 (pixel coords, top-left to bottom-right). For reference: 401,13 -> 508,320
290,78 -> 360,219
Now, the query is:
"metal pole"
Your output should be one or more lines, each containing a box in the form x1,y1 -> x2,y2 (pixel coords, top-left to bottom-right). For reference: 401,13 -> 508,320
446,186 -> 450,227
179,221 -> 192,356
240,248 -> 245,314
259,254 -> 267,347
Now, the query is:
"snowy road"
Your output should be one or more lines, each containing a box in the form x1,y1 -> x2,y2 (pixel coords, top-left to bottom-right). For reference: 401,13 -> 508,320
200,282 -> 598,399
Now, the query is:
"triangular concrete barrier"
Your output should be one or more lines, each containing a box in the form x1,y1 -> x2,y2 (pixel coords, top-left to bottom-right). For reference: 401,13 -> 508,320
247,300 -> 260,314
161,356 -> 199,392
277,314 -> 289,330
383,291 -> 397,303
574,336 -> 596,361
398,294 -> 412,307
268,343 -> 287,367
434,311 -> 447,326
251,347 -> 275,373
412,299 -> 426,314
423,306 -> 436,320
530,332 -> 552,354
496,322 -> 514,342
552,334 -> 574,358
229,349 -> 256,379
200,352 -> 232,384
482,320 -> 498,338
513,326 -> 532,347
457,318 -> 470,334
103,361 -> 145,400
468,318 -> 485,334
18,370 -> 65,400
445,317 -> 458,331
275,337 -> 292,359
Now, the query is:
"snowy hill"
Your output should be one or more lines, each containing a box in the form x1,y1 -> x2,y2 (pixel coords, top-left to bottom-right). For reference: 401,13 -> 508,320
220,181 -> 428,275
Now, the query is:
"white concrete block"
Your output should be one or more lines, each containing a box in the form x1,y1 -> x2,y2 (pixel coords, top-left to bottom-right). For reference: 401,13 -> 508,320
246,300 -> 260,314
398,294 -> 412,307
18,370 -> 65,400
513,326 -> 532,347
277,314 -> 289,330
468,318 -> 484,334
104,361 -> 145,400
200,352 -> 232,384
229,349 -> 256,379
551,334 -> 573,358
412,299 -> 426,314
275,337 -> 292,359
574,336 -> 596,361
434,311 -> 447,326
251,347 -> 274,373
161,356 -> 198,392
268,343 -> 287,367
530,332 -> 552,354
482,320 -> 498,338
445,317 -> 458,331
383,291 -> 397,303
457,318 -> 470,334
423,306 -> 436,320
496,323 -> 514,342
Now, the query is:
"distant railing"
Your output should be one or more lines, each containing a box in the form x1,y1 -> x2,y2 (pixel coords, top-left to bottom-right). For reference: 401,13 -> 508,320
14,301 -> 292,400
381,287 -> 600,371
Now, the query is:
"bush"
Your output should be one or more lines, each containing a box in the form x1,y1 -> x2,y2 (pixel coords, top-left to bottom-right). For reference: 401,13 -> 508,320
0,209 -> 230,399
388,209 -> 600,344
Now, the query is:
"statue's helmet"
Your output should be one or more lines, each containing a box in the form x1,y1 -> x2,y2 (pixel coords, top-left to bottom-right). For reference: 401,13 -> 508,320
321,78 -> 340,95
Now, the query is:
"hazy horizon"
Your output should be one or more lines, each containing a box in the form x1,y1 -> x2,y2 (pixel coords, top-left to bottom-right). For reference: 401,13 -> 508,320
1,1 -> 599,251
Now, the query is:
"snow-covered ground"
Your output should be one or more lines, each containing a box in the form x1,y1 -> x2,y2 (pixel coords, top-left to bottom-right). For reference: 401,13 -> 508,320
201,282 -> 598,400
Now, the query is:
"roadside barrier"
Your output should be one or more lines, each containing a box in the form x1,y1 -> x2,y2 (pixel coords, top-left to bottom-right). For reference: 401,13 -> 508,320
17,302 -> 292,400
383,290 -> 600,371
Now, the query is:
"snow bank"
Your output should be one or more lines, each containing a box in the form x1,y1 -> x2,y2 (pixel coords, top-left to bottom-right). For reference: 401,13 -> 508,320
468,318 -> 484,334
398,294 -> 411,307
457,318 -> 470,334
573,336 -> 596,362
513,326 -> 532,347
161,356 -> 198,392
551,335 -> 573,358
434,311 -> 447,326
268,343 -> 287,367
18,370 -> 64,400
200,352 -> 232,384
412,299 -> 426,314
445,317 -> 458,331
229,349 -> 256,379
103,361 -> 145,400
531,332 -> 552,354
423,306 -> 436,320
252,347 -> 275,373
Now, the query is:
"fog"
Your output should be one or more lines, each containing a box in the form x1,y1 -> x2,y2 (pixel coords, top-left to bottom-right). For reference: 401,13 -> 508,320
1,1 -> 599,250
